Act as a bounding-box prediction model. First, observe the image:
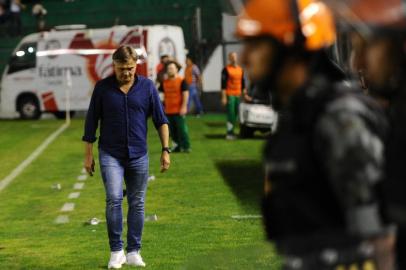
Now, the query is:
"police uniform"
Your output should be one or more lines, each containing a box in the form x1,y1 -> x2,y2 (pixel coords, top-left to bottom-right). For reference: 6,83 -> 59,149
384,91 -> 406,269
262,62 -> 393,270
236,0 -> 396,268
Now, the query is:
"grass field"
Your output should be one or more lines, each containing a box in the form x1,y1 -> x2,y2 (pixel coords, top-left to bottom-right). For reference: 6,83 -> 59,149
0,114 -> 281,269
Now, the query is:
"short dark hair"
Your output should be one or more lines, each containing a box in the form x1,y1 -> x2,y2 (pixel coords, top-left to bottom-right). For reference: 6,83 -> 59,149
166,60 -> 182,71
160,54 -> 169,60
186,54 -> 194,62
112,46 -> 137,63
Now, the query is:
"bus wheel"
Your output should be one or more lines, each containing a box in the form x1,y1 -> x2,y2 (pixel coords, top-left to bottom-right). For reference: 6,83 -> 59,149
54,111 -> 76,119
18,97 -> 41,120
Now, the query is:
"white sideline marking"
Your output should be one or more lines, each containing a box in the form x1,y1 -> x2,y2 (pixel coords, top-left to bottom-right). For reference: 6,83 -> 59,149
73,183 -> 85,190
60,202 -> 75,212
68,192 -> 80,199
0,123 -> 69,193
231,215 -> 262,220
55,215 -> 69,224
77,174 -> 87,181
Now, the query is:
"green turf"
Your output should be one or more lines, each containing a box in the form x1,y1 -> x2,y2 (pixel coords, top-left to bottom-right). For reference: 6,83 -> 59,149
0,120 -> 63,180
0,114 -> 281,269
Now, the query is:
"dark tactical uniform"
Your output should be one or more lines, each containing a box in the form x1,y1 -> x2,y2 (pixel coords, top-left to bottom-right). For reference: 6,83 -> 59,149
262,67 -> 394,270
384,91 -> 406,269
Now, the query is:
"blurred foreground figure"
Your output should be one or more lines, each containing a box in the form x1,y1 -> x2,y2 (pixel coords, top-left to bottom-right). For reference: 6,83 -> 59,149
237,0 -> 394,269
329,0 -> 406,268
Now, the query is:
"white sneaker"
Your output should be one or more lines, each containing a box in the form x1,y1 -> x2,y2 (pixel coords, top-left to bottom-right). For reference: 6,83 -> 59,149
126,251 -> 146,267
108,250 -> 126,269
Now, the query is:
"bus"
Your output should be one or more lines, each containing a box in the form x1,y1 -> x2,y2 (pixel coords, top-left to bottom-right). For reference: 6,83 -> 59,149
0,24 -> 186,119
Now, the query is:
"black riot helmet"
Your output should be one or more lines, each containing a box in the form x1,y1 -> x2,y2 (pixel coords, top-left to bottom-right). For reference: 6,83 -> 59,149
327,0 -> 406,99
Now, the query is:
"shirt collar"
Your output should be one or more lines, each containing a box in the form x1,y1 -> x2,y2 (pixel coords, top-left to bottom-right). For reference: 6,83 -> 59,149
110,74 -> 139,93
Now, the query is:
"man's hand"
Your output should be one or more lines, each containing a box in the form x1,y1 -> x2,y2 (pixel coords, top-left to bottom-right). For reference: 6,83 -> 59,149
84,154 -> 95,176
157,125 -> 170,173
244,93 -> 253,102
221,96 -> 227,106
160,151 -> 170,173
180,90 -> 189,116
221,91 -> 228,106
179,106 -> 187,116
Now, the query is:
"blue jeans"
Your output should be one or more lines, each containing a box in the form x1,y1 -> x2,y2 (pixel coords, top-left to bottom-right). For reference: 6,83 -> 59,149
187,84 -> 203,114
99,148 -> 149,252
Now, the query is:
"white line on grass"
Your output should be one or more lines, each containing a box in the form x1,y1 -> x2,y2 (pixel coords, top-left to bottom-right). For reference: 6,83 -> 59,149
73,183 -> 85,190
55,215 -> 69,224
231,215 -> 262,220
68,192 -> 81,199
60,202 -> 75,212
0,123 -> 69,193
77,174 -> 87,181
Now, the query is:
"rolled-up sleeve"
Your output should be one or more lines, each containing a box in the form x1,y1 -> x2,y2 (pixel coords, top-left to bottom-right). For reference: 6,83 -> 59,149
82,82 -> 102,143
150,83 -> 169,129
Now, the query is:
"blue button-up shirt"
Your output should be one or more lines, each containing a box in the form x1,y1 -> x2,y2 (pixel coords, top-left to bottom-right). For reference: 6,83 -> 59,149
82,75 -> 168,159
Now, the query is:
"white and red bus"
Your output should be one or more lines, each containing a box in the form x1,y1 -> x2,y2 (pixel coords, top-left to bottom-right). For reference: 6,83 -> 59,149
0,24 -> 186,119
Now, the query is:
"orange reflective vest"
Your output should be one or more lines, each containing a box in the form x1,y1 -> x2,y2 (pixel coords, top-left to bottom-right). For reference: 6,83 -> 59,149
225,65 -> 243,96
163,76 -> 184,115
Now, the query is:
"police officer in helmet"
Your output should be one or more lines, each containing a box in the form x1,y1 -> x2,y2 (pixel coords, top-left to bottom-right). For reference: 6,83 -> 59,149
328,0 -> 406,268
237,0 -> 395,269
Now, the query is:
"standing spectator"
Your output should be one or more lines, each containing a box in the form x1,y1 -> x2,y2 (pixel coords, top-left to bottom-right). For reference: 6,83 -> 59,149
185,54 -> 204,116
0,2 -> 6,24
32,0 -> 47,32
160,60 -> 191,153
82,46 -> 170,269
155,54 -> 170,87
0,0 -> 8,36
8,0 -> 25,36
221,52 -> 246,140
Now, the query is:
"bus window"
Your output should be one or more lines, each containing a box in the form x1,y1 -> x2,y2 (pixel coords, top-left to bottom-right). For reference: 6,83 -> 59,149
8,42 -> 37,74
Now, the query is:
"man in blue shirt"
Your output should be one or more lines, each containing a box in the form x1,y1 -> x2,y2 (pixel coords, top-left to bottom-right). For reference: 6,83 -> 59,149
82,46 -> 170,269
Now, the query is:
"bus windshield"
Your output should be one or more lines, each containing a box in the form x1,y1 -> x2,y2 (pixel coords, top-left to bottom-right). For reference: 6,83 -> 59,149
8,42 -> 37,74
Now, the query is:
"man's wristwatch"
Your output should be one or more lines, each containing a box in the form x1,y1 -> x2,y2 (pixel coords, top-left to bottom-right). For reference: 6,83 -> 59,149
162,147 -> 171,154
